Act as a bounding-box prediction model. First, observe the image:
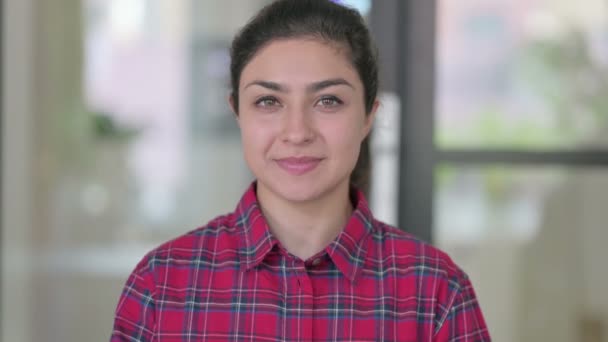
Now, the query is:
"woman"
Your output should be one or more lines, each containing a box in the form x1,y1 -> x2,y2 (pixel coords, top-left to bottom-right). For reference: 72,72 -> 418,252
111,0 -> 490,341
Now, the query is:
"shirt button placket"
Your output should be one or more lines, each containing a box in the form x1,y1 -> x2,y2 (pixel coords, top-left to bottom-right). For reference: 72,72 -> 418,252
297,263 -> 313,342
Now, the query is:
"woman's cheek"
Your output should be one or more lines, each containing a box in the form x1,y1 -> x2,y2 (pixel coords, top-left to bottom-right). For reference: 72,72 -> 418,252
243,121 -> 276,154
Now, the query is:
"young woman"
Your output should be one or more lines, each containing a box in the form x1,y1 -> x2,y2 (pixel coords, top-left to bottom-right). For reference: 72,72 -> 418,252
111,1 -> 490,341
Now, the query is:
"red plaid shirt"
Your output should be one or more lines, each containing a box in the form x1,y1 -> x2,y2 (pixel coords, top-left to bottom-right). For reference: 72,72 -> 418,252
111,183 -> 490,341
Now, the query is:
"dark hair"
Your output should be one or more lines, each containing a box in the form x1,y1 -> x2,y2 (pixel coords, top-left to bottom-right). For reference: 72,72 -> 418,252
230,0 -> 378,194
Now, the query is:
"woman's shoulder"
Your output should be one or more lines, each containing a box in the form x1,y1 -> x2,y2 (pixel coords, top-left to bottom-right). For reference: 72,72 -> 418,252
369,219 -> 467,281
130,212 -> 242,274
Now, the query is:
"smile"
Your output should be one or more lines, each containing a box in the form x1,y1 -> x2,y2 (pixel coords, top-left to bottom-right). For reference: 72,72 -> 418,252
275,157 -> 323,175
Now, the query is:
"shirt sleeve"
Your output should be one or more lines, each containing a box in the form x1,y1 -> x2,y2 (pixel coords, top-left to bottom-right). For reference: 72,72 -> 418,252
434,274 -> 491,341
110,256 -> 157,342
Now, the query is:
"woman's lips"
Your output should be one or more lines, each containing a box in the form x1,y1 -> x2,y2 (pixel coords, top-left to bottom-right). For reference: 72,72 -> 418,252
275,157 -> 323,175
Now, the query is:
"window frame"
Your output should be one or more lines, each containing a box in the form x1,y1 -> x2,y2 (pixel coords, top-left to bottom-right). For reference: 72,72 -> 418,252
370,0 -> 608,243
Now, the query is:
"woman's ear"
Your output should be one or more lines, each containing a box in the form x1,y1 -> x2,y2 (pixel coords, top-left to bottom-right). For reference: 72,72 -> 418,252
228,94 -> 239,122
363,99 -> 380,137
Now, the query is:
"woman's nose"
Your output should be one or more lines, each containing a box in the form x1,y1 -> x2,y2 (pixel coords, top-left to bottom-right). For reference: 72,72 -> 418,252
281,108 -> 315,144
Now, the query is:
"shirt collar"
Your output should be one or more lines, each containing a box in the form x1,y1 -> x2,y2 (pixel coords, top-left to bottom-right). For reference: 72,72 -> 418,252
324,187 -> 374,283
236,182 -> 375,283
236,182 -> 278,271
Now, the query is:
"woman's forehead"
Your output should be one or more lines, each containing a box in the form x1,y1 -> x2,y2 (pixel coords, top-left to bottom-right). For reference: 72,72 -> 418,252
239,38 -> 360,89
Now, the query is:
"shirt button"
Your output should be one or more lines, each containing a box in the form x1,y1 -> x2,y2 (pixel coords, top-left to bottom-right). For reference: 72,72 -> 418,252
312,258 -> 321,266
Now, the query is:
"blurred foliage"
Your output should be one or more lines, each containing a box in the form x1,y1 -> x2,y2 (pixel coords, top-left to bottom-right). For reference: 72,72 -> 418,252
54,109 -> 141,169
92,112 -> 140,141
518,29 -> 608,146
437,107 -> 568,149
437,27 -> 608,149
436,164 -> 513,205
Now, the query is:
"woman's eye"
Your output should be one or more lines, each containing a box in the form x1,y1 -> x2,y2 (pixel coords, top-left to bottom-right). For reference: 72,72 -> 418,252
317,96 -> 343,108
255,97 -> 280,108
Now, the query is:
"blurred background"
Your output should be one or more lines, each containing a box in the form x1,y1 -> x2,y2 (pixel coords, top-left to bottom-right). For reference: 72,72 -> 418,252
2,0 -> 608,341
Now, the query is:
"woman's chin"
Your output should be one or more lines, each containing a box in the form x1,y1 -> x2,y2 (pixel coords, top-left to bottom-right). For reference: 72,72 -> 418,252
263,180 -> 324,203
256,174 -> 349,205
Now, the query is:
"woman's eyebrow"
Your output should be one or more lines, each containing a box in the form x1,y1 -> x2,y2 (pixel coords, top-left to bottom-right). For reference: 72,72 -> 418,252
243,78 -> 354,92
307,78 -> 354,92
244,80 -> 287,92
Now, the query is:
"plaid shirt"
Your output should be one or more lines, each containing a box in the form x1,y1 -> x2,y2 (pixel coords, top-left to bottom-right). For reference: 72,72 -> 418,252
111,183 -> 490,341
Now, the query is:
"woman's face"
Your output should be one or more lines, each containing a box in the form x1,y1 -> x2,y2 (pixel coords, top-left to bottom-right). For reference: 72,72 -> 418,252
234,38 -> 377,204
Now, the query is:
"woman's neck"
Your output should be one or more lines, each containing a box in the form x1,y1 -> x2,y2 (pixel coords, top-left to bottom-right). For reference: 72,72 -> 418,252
256,182 -> 354,261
